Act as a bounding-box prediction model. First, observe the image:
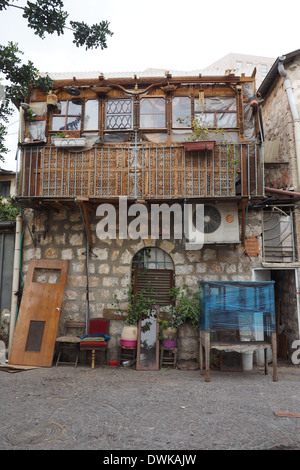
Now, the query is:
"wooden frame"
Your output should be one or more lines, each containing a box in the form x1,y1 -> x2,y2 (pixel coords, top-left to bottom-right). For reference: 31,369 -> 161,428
199,330 -> 278,382
136,314 -> 159,371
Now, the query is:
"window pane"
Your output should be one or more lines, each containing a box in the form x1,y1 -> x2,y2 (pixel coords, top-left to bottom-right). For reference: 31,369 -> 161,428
217,113 -> 237,128
68,100 -> 82,115
194,113 -> 215,127
84,100 -> 99,130
54,101 -> 67,116
195,96 -> 236,112
172,97 -> 191,127
66,116 -> 81,130
140,98 -> 165,128
52,116 -> 66,131
106,99 -> 132,129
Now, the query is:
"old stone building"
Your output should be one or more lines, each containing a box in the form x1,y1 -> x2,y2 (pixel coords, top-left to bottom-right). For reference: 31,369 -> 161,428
257,49 -> 300,358
7,63 -> 299,367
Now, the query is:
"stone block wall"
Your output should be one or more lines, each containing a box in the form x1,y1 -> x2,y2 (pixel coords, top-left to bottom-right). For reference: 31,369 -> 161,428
20,205 -> 264,364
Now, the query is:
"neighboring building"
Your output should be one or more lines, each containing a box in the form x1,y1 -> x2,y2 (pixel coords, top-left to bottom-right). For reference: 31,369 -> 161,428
257,49 -> 300,358
204,53 -> 275,87
0,167 -> 15,199
9,65 -> 298,365
0,168 -> 17,347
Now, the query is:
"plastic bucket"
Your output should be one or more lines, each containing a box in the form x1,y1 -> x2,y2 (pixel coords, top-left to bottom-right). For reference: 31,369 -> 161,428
121,325 -> 137,341
162,339 -> 177,348
242,351 -> 254,371
120,339 -> 137,348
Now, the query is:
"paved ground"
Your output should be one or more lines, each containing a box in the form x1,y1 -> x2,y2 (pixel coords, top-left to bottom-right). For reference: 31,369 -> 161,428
0,361 -> 300,454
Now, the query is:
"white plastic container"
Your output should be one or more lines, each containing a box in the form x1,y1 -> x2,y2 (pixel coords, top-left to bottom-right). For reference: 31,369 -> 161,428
242,351 -> 254,371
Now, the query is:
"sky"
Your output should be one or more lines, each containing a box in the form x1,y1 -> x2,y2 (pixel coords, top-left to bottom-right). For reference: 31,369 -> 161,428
1,0 -> 299,170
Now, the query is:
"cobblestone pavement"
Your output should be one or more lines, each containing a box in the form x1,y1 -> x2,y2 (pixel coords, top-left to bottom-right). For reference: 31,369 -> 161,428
1,362 -> 300,452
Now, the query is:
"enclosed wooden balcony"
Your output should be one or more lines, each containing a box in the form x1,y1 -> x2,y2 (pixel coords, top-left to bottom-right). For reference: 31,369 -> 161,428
15,142 -> 264,205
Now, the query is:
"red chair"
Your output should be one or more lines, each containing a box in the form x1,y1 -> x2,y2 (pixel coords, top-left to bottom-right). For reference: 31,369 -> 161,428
80,318 -> 110,369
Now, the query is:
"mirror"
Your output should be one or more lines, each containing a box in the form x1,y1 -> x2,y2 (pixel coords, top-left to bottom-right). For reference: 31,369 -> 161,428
136,313 -> 159,370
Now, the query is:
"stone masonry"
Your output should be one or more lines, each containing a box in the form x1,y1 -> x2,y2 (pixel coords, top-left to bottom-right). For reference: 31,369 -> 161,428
19,204 -> 265,364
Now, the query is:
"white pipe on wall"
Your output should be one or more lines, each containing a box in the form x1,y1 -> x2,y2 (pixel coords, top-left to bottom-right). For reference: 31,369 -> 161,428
8,215 -> 23,355
278,58 -> 300,190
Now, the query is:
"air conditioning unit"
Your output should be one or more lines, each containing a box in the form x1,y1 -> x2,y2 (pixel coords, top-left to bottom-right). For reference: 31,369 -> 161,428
185,203 -> 240,249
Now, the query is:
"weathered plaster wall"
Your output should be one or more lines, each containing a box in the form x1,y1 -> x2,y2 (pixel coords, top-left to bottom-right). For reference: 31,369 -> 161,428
262,74 -> 297,188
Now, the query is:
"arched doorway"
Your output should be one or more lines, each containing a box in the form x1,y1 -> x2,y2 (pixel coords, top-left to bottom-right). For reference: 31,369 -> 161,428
132,247 -> 174,307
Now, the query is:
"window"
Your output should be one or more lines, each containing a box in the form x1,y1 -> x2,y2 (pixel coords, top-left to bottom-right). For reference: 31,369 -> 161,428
194,96 -> 237,128
84,100 -> 99,130
106,99 -> 132,129
261,64 -> 268,79
140,97 -> 165,128
172,97 -> 191,127
0,181 -> 10,198
52,100 -> 82,131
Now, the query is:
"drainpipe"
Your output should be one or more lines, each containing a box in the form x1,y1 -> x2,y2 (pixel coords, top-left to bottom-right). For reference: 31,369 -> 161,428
75,199 -> 90,334
278,57 -> 300,190
8,215 -> 23,355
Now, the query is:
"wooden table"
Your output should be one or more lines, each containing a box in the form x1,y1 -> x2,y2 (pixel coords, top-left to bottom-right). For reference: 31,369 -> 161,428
199,331 -> 278,382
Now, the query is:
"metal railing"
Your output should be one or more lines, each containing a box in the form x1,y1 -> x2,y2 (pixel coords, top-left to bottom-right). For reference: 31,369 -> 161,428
16,143 -> 264,200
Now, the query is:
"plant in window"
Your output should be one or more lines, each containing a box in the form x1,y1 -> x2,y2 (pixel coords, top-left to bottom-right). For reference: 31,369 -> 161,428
113,275 -> 157,328
24,108 -> 37,121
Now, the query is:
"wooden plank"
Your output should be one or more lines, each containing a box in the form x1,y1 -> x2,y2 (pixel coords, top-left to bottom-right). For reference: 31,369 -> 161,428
274,411 -> 300,418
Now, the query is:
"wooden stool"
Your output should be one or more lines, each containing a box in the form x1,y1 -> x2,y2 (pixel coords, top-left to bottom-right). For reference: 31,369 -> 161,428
160,346 -> 177,368
120,345 -> 137,366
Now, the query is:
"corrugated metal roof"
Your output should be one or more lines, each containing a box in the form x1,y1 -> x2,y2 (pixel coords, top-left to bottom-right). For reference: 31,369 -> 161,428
40,67 -> 239,80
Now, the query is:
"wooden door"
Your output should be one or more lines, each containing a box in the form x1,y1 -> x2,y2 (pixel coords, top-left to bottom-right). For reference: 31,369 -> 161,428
8,259 -> 68,367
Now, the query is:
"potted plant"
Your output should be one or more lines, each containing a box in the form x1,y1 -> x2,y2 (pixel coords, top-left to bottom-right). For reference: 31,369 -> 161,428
158,300 -> 183,348
24,108 -> 37,121
174,284 -> 199,331
113,276 -> 157,347
158,284 -> 199,348
51,131 -> 86,147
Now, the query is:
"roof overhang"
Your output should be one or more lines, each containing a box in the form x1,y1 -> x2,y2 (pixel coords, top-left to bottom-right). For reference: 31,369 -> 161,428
258,49 -> 300,98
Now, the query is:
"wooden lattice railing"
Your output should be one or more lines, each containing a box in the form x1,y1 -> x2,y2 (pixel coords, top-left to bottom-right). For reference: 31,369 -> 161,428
16,143 -> 263,199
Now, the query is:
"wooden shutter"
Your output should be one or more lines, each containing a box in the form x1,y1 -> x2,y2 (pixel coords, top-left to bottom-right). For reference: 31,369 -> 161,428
133,268 -> 174,307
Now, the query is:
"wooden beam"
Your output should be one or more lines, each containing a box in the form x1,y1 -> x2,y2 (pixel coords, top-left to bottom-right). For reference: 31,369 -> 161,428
274,411 -> 300,418
77,199 -> 93,248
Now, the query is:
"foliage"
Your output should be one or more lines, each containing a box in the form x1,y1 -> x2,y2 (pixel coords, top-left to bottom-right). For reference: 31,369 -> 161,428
0,41 -> 54,161
113,274 -> 158,327
188,116 -> 225,141
0,196 -> 20,220
183,115 -> 240,168
157,284 -> 200,334
169,284 -> 199,330
0,1 -> 113,49
70,20 -> 112,50
0,1 -> 113,161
